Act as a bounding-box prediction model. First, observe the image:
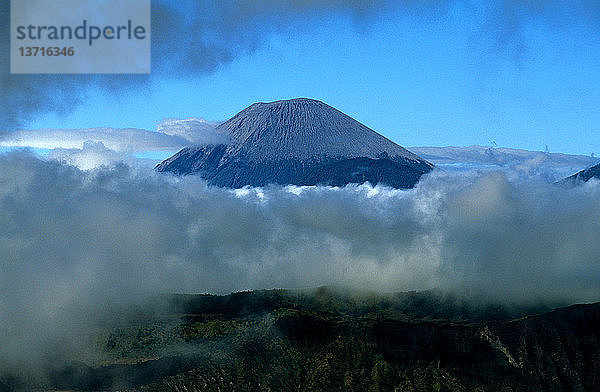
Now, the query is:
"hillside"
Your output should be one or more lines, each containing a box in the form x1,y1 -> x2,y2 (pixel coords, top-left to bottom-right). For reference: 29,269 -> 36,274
5,288 -> 600,392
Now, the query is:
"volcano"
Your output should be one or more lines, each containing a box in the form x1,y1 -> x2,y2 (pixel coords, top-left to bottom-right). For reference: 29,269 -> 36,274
156,98 -> 433,188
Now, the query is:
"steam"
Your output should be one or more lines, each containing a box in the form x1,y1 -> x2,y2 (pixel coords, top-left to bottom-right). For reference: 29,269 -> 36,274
1,150 -> 600,369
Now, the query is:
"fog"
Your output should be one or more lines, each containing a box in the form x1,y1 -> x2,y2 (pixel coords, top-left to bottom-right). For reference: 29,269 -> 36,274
1,150 -> 600,369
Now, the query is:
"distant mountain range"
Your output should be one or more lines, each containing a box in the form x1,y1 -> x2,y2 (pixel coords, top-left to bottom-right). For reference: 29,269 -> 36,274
156,98 -> 433,188
411,145 -> 599,173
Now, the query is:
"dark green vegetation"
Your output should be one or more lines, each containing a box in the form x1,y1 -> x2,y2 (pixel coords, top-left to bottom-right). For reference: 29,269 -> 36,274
3,288 -> 600,392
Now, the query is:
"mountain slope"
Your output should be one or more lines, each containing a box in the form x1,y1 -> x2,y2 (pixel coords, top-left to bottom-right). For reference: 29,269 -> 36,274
12,289 -> 600,392
156,98 -> 433,188
563,162 -> 600,184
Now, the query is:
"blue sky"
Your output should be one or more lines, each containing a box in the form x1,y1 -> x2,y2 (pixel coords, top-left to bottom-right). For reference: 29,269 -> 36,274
12,1 -> 600,156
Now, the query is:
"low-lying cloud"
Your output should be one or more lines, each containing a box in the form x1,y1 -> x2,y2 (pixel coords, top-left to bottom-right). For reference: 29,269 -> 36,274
47,141 -> 137,170
2,150 -> 600,368
0,120 -> 226,170
0,118 -> 224,152
411,145 -> 600,181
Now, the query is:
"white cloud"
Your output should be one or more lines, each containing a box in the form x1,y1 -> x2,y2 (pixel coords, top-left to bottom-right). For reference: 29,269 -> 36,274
0,127 -> 184,151
2,152 -> 600,369
157,117 -> 226,144
0,118 -> 226,154
47,141 -> 131,170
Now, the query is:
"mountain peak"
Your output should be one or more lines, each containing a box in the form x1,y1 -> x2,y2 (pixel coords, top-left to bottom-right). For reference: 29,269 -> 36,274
221,98 -> 425,163
157,99 -> 433,188
253,97 -> 324,106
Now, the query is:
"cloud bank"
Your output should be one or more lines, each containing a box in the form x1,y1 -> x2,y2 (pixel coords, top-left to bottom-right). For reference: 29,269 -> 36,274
0,118 -> 224,151
0,118 -> 227,169
2,150 -> 600,368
